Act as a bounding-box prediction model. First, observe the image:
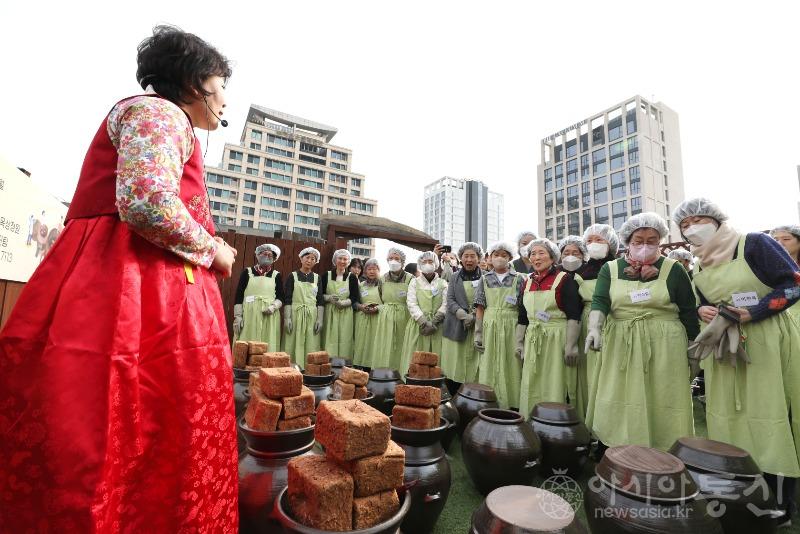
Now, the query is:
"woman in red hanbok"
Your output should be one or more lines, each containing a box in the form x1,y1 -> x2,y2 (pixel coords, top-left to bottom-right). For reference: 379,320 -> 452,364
0,26 -> 239,532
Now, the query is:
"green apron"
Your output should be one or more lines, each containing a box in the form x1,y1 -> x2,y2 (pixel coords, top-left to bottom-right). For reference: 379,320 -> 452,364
238,268 -> 282,350
353,282 -> 382,367
399,276 -> 446,376
519,272 -> 581,418
441,279 -> 481,384
371,273 -> 412,370
576,275 -> 599,424
477,274 -> 523,409
322,272 -> 355,358
281,271 -> 320,369
694,236 -> 800,476
589,258 -> 694,451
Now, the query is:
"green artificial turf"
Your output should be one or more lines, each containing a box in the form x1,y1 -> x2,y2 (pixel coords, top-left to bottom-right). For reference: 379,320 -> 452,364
431,399 -> 800,533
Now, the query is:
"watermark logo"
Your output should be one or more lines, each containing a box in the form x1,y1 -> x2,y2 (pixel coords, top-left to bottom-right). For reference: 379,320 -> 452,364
540,469 -> 583,518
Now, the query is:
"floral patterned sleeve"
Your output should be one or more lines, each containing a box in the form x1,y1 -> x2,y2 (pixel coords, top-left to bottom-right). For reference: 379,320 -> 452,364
108,96 -> 217,268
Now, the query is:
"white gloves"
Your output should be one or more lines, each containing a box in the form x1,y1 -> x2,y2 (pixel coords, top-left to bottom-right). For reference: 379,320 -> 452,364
564,319 -> 581,367
584,310 -> 606,353
515,324 -> 526,361
264,299 -> 282,316
323,294 -> 339,304
233,303 -> 244,337
474,317 -> 485,353
314,306 -> 325,335
284,305 -> 293,334
432,311 -> 445,326
456,308 -> 475,329
692,314 -> 733,360
335,298 -> 352,309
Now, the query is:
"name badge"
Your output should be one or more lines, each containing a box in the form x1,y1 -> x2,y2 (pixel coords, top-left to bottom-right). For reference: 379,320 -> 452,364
629,288 -> 652,304
338,286 -> 348,295
361,289 -> 370,298
245,295 -> 256,303
732,291 -> 759,307
311,287 -> 318,296
431,287 -> 440,297
505,295 -> 518,305
472,280 -> 481,288
398,291 -> 407,298
535,311 -> 551,323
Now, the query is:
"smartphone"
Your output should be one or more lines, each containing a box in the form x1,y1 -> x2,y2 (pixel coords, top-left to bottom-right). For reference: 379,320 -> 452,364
440,245 -> 452,253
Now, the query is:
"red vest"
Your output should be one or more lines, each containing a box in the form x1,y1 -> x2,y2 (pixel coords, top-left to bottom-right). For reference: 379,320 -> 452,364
66,95 -> 215,236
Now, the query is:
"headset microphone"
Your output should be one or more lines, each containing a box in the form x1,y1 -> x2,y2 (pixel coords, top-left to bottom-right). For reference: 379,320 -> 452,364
204,97 -> 228,127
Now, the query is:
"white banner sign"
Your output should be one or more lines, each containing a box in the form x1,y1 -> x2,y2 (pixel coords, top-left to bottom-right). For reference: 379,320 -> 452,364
0,155 -> 69,282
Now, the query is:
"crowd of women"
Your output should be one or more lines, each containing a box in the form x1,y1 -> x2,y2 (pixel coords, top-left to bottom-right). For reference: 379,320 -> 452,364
236,198 -> 800,523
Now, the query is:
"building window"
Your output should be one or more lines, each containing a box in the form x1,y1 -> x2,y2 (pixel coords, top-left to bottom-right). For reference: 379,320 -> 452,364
556,215 -> 566,240
247,155 -> 260,165
350,189 -> 361,197
260,209 -> 289,221
580,132 -> 589,153
593,176 -> 608,204
300,142 -> 326,157
212,214 -> 236,225
268,147 -> 294,158
298,178 -> 323,189
350,200 -> 374,213
545,193 -> 553,216
246,168 -> 259,176
261,197 -> 289,208
296,190 -> 323,203
629,166 -> 641,195
611,171 -> 626,199
566,138 -> 577,158
208,187 -> 238,200
351,247 -> 370,256
299,166 -> 325,179
210,201 -> 236,213
544,168 -> 553,192
594,205 -> 609,225
299,154 -> 326,165
555,189 -> 564,214
264,171 -> 292,183
566,159 -> 578,184
329,173 -> 348,184
243,193 -> 256,203
631,196 -> 642,215
663,160 -> 668,172
244,180 -> 257,190
580,155 -> 589,178
328,196 -> 346,206
263,184 -> 291,196
609,141 -> 624,170
612,200 -> 627,230
267,159 -> 293,172
241,206 -> 255,216
294,214 -> 320,226
295,202 -> 322,214
568,212 -> 580,236
250,143 -> 262,150
227,164 -> 241,172
331,150 -> 348,161
581,181 -> 591,207
592,149 -> 606,175
295,227 -> 320,238
661,130 -> 665,142
591,117 -> 605,146
207,173 -> 238,186
328,184 -> 347,194
555,164 -> 564,188
608,110 -> 623,142
626,101 -> 637,134
328,208 -> 346,215
251,130 -> 263,141
567,185 -> 579,210
627,136 -> 639,164
330,161 -> 347,170
268,134 -> 294,148
259,222 -> 287,232
554,143 -> 563,163
351,178 -> 362,187
229,150 -> 243,161
240,219 -> 254,228
582,209 -> 592,229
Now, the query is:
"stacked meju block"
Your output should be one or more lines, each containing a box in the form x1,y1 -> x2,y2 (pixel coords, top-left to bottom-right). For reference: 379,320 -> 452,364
233,340 -> 271,369
287,400 -> 405,530
392,384 -> 442,429
305,350 -> 333,376
245,366 -> 315,431
407,351 -> 442,379
331,367 -> 370,400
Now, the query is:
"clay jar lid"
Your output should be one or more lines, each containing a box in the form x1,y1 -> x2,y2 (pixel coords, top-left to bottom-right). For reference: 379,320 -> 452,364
330,357 -> 351,368
302,372 -> 335,386
669,436 -> 761,477
233,367 -> 252,381
530,402 -> 580,425
369,367 -> 402,381
485,485 -> 575,531
596,445 -> 698,501
404,374 -> 445,387
457,383 -> 497,402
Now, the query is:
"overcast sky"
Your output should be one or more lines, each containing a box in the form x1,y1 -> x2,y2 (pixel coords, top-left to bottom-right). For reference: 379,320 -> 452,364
2,1 -> 799,263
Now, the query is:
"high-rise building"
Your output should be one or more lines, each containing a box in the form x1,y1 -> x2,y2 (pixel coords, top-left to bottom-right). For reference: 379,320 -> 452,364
423,177 -> 504,251
537,96 -> 685,243
205,105 -> 378,257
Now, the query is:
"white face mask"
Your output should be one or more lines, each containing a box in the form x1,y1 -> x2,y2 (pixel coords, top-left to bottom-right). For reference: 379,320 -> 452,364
628,244 -> 660,263
257,256 -> 274,266
587,242 -> 609,260
561,255 -> 583,272
492,257 -> 509,271
683,223 -> 717,246
387,260 -> 402,272
420,263 -> 435,275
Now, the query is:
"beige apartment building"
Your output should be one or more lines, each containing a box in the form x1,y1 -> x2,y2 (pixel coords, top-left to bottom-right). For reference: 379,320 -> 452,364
205,105 -> 377,257
537,96 -> 685,244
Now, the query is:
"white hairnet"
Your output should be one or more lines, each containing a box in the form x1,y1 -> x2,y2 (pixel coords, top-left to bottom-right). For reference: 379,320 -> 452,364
671,198 -> 729,227
255,243 -> 281,260
516,230 -> 538,245
527,238 -> 561,264
458,241 -> 483,259
386,247 -> 406,264
771,225 -> 800,240
557,235 -> 587,260
488,240 -> 517,258
417,251 -> 440,270
619,212 -> 670,244
583,224 -> 620,255
298,247 -> 321,261
364,258 -> 380,269
667,249 -> 693,262
332,248 -> 352,263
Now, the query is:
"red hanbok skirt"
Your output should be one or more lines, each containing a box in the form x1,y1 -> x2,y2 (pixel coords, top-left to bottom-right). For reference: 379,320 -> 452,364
0,215 -> 238,533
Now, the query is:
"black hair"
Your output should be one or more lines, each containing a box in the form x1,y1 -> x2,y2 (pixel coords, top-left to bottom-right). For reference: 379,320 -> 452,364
348,257 -> 363,270
136,25 -> 232,105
